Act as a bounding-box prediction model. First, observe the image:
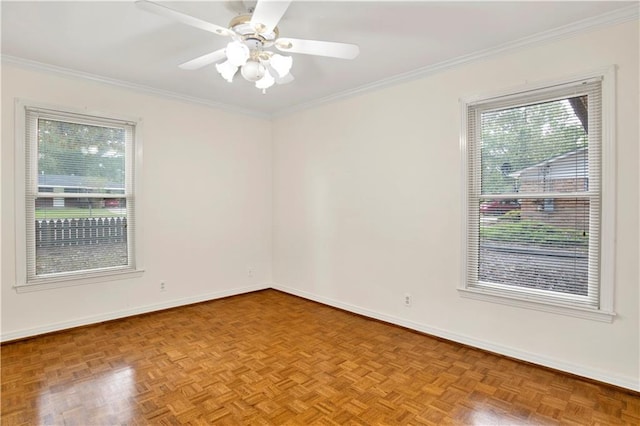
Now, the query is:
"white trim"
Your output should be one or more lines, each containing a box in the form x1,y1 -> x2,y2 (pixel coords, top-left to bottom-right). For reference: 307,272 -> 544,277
1,281 -> 636,390
0,284 -> 270,342
273,5 -> 638,117
34,193 -> 125,199
133,119 -> 145,282
459,98 -> 470,300
16,98 -> 141,134
458,287 -> 615,323
599,66 -> 617,313
14,269 -> 145,293
462,66 -> 612,112
14,99 -> 145,288
459,68 -> 616,319
481,192 -> 596,200
14,99 -> 28,288
1,56 -> 270,120
272,283 -> 638,392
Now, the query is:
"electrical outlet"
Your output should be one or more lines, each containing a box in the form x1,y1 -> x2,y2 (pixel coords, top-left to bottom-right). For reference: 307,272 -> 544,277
247,267 -> 254,278
404,293 -> 412,307
160,282 -> 166,292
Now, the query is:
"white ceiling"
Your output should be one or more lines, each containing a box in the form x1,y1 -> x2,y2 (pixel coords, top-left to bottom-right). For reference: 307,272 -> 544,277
1,1 -> 636,116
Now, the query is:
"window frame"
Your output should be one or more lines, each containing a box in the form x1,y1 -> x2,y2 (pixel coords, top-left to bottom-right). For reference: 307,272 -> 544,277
14,100 -> 144,292
459,67 -> 616,322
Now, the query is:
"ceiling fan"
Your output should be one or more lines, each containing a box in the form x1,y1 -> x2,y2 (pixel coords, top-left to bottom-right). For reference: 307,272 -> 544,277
136,0 -> 360,93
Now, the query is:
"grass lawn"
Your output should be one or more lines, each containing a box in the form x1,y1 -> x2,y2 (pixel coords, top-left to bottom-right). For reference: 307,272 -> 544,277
35,208 -> 124,219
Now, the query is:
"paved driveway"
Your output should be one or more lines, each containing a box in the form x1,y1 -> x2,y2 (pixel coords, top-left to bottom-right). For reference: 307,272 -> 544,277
479,244 -> 588,296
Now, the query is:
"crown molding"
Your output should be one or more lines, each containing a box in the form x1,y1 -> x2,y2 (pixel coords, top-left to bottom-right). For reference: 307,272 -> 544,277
272,3 -> 639,118
2,4 -> 637,120
1,55 -> 270,120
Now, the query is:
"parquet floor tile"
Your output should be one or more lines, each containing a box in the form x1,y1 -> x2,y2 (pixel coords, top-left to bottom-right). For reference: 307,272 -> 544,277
1,289 -> 638,425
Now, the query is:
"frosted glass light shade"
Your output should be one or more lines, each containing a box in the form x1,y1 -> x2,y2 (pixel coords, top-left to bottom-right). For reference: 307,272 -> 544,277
255,70 -> 275,90
215,60 -> 238,83
270,54 -> 292,78
241,60 -> 266,82
225,41 -> 250,67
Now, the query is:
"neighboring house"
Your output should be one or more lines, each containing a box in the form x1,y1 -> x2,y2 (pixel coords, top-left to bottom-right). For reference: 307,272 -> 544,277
509,147 -> 588,231
37,174 -> 124,208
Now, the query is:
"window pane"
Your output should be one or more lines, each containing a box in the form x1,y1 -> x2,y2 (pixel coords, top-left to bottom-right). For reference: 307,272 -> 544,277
35,198 -> 128,275
465,78 -> 605,311
35,197 -> 126,218
23,106 -> 137,286
38,118 -> 126,193
480,97 -> 588,195
479,198 -> 589,295
34,115 -> 128,277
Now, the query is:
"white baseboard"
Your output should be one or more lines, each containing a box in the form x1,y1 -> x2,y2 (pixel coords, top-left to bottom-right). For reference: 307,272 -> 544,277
0,283 -> 269,343
3,281 -> 637,392
272,283 -> 640,392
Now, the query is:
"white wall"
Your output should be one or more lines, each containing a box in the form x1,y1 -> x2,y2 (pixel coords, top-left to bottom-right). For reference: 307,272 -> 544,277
272,20 -> 639,390
1,65 -> 273,340
2,19 -> 638,392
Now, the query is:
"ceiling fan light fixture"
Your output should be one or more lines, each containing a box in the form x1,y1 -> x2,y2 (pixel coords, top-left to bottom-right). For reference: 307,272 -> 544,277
269,54 -> 293,78
136,0 -> 360,93
275,72 -> 295,85
240,60 -> 266,82
215,60 -> 238,83
225,41 -> 250,66
255,70 -> 275,92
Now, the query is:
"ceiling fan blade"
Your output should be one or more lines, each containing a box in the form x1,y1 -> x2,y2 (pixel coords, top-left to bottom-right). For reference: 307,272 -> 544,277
135,0 -> 231,37
179,48 -> 227,70
250,0 -> 292,34
275,38 -> 360,59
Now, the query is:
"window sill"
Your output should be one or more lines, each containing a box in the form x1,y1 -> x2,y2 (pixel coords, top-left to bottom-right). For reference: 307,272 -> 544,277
458,287 -> 615,323
14,268 -> 145,293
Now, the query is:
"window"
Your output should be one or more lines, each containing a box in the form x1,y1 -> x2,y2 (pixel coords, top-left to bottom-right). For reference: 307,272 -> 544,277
15,102 -> 143,290
460,69 -> 615,321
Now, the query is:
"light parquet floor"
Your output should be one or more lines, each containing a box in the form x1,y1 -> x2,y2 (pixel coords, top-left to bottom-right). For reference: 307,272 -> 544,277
1,289 -> 638,425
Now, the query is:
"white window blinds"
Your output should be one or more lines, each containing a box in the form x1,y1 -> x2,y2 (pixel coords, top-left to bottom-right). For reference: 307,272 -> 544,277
23,107 -> 137,284
464,79 -> 603,309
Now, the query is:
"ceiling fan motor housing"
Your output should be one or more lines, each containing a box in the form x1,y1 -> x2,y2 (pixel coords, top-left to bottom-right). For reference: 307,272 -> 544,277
229,13 -> 279,48
244,38 -> 263,50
